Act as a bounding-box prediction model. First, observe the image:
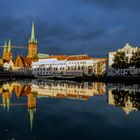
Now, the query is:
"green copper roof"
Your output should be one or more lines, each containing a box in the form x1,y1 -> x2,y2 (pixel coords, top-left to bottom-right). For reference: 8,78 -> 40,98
3,40 -> 7,53
7,39 -> 11,52
30,20 -> 37,43
37,53 -> 49,59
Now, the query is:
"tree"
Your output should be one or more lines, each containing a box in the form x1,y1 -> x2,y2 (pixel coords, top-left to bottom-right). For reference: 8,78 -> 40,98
112,51 -> 129,69
130,50 -> 140,68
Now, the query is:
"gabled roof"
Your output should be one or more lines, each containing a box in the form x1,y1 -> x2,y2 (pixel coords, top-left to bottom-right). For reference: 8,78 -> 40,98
15,54 -> 31,67
22,57 -> 32,67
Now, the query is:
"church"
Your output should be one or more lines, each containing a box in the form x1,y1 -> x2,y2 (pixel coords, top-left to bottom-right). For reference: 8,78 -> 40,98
3,21 -> 46,73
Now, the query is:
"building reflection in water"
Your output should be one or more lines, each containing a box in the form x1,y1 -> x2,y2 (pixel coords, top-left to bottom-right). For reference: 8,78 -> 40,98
108,83 -> 140,115
0,80 -> 106,130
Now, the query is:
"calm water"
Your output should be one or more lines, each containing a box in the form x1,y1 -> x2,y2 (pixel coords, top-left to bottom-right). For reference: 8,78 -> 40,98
0,80 -> 140,140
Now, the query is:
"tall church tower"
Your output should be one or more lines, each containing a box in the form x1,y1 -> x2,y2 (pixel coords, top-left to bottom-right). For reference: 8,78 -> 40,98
28,21 -> 38,58
3,39 -> 13,62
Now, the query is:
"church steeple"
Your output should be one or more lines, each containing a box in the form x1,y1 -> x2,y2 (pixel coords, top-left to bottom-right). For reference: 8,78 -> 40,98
3,40 -> 7,54
7,39 -> 11,52
30,20 -> 37,43
28,20 -> 38,58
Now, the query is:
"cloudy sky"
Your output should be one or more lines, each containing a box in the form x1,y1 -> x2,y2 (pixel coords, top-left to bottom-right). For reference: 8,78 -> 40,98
0,0 -> 140,57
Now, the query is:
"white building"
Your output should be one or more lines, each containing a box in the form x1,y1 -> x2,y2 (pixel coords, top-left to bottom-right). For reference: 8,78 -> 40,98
108,43 -> 139,76
3,60 -> 14,71
32,55 -> 107,77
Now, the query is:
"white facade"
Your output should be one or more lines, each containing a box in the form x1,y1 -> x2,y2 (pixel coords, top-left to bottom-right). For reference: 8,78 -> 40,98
107,43 -> 139,76
108,43 -> 138,69
108,67 -> 140,76
3,61 -> 14,71
13,67 -> 32,75
32,55 -> 106,77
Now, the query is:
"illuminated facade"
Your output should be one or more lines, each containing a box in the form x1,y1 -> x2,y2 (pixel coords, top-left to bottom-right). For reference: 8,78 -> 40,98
32,55 -> 107,77
2,39 -> 13,62
107,43 -> 139,76
14,54 -> 32,74
27,21 -> 38,58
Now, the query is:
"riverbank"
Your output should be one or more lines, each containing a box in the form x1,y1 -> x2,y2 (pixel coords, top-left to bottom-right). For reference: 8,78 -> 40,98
0,71 -> 140,83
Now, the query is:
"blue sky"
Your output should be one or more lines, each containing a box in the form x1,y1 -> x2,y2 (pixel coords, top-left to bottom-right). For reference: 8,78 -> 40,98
0,0 -> 140,57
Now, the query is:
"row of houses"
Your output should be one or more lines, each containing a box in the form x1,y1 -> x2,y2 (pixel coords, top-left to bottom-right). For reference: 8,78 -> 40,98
2,54 -> 107,77
2,42 -> 140,77
32,55 -> 107,77
2,43 -> 139,77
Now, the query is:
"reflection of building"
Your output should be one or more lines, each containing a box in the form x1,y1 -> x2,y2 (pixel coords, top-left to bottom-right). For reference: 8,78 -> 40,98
27,91 -> 36,130
13,82 -> 36,130
0,81 -> 36,130
32,80 -> 106,100
0,80 -> 106,130
0,82 -> 14,111
108,83 -> 140,114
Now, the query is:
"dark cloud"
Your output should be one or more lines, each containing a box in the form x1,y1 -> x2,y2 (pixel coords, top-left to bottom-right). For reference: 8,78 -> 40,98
0,0 -> 140,57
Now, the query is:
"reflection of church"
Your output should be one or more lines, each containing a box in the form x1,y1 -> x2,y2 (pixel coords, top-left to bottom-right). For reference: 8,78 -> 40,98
0,80 -> 106,130
0,82 -> 36,130
108,83 -> 140,115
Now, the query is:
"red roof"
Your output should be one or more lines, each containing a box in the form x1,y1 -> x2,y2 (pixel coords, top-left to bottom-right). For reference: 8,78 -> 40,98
48,55 -> 67,60
66,55 -> 91,61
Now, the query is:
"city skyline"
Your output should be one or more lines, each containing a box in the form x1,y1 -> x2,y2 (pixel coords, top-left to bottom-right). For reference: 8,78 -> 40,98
0,0 -> 140,57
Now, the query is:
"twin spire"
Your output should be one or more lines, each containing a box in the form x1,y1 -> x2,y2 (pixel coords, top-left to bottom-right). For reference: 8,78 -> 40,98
29,20 -> 37,44
3,39 -> 11,53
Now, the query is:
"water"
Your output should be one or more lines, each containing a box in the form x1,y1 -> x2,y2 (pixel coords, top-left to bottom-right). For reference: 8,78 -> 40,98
0,80 -> 140,140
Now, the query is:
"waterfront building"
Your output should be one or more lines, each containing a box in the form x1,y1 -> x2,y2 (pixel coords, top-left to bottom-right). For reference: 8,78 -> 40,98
32,55 -> 107,77
108,43 -> 138,68
1,20 -> 107,76
3,60 -> 14,71
107,43 -> 139,76
14,54 -> 32,75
